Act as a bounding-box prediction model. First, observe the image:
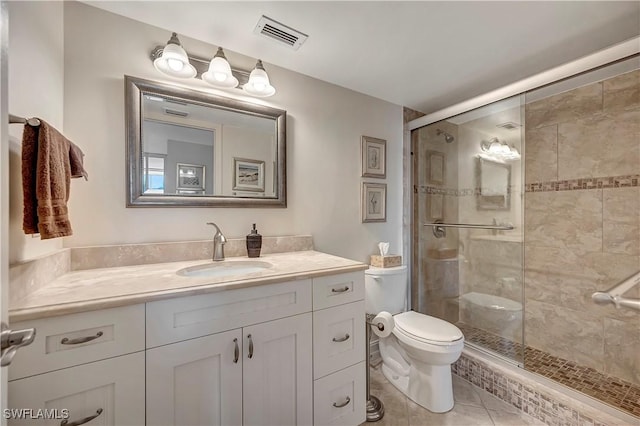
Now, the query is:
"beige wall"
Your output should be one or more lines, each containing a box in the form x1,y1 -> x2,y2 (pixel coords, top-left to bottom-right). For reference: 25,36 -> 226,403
8,1 -> 404,264
524,69 -> 640,385
7,1 -> 64,263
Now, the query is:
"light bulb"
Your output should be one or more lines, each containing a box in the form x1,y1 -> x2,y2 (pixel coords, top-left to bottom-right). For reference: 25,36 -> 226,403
167,58 -> 184,72
214,72 -> 227,82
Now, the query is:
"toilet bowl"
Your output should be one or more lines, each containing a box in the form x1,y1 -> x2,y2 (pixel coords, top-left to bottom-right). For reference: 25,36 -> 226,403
365,266 -> 464,413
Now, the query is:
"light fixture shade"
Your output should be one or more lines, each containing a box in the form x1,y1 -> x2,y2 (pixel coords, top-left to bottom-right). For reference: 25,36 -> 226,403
243,60 -> 276,97
481,137 -> 521,161
202,47 -> 239,88
153,32 -> 197,79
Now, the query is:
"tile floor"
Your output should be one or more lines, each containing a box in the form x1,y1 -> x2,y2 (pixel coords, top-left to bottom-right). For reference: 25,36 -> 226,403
364,364 -> 544,426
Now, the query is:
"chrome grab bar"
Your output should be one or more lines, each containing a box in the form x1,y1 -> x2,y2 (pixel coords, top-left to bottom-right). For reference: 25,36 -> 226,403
592,271 -> 640,312
424,222 -> 514,230
425,221 -> 514,238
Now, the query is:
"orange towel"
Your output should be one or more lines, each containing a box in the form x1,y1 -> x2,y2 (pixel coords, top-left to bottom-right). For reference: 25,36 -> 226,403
21,120 -> 87,239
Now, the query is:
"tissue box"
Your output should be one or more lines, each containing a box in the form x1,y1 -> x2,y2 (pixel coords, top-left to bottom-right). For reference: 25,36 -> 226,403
370,255 -> 402,268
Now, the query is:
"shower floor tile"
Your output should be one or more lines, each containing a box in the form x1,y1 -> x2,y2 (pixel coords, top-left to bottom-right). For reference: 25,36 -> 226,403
457,323 -> 640,419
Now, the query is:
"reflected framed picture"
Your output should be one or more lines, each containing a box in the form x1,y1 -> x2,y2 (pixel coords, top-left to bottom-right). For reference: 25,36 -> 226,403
426,150 -> 445,186
361,136 -> 386,178
176,163 -> 205,191
362,182 -> 387,223
233,158 -> 265,192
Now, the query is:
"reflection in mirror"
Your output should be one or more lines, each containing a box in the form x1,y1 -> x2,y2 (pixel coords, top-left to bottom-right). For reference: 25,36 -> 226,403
126,76 -> 286,207
476,157 -> 511,210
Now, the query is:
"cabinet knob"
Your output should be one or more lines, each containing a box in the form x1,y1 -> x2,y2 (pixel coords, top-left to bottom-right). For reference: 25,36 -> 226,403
60,408 -> 103,426
233,338 -> 239,363
61,331 -> 103,345
332,334 -> 350,343
247,334 -> 254,359
331,286 -> 350,293
332,396 -> 351,408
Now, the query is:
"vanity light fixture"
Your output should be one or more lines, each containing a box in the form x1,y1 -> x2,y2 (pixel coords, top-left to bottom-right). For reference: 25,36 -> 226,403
153,32 -> 197,79
243,60 -> 276,97
150,32 -> 276,97
480,137 -> 521,161
202,47 -> 239,89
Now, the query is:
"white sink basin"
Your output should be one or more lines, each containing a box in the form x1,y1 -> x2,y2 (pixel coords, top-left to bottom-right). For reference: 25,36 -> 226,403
177,260 -> 272,278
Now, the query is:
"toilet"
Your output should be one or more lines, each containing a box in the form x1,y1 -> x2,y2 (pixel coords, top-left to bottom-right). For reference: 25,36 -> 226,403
365,265 -> 464,413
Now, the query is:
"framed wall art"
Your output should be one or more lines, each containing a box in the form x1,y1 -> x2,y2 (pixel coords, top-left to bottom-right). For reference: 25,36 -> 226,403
361,136 -> 386,178
362,182 -> 387,223
233,158 -> 265,192
176,163 -> 205,191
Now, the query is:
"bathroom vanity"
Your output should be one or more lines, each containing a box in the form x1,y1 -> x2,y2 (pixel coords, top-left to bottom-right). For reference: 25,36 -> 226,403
8,251 -> 367,426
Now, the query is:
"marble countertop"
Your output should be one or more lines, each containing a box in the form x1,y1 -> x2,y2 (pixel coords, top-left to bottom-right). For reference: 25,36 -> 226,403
10,251 -> 368,322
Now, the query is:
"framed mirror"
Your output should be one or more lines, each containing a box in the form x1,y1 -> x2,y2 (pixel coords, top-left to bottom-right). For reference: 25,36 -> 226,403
476,157 -> 511,210
125,76 -> 286,207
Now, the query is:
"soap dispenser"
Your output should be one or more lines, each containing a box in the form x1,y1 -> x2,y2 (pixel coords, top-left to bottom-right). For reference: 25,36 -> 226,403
246,224 -> 262,258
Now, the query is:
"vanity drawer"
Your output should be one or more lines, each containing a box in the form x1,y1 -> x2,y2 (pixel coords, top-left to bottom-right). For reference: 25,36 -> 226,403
8,304 -> 145,381
313,362 -> 366,426
9,352 -> 145,426
313,301 -> 365,379
146,279 -> 312,348
312,271 -> 364,310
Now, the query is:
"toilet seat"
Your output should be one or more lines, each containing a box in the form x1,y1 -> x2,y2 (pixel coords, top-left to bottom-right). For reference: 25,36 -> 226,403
394,311 -> 463,346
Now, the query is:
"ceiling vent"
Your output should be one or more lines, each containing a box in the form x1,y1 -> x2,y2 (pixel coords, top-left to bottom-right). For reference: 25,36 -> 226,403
164,108 -> 188,118
496,121 -> 521,131
254,16 -> 308,50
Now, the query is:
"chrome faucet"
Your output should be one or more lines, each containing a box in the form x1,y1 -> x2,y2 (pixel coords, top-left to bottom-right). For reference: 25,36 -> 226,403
207,222 -> 227,261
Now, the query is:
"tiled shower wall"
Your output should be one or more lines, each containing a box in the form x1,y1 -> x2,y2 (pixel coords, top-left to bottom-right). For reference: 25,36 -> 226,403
523,69 -> 640,386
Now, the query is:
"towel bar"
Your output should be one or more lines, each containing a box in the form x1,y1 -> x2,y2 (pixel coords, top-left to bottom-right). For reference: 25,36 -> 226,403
9,114 -> 40,127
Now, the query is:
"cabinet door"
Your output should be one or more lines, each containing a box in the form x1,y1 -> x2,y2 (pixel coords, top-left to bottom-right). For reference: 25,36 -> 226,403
8,352 -> 145,426
243,313 -> 313,426
146,329 -> 242,426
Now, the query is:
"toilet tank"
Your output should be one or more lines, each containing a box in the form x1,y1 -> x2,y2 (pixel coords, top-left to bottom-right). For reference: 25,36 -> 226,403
364,265 -> 407,315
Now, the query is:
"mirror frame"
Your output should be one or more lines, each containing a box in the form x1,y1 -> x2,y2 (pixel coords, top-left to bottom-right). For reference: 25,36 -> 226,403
476,157 -> 511,211
125,75 -> 286,207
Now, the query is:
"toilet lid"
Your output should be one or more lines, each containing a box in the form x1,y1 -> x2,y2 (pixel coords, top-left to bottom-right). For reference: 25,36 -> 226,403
394,311 -> 463,344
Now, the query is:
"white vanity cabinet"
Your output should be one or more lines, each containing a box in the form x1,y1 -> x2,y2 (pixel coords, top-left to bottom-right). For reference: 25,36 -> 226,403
8,269 -> 366,426
310,272 -> 366,426
145,280 -> 314,426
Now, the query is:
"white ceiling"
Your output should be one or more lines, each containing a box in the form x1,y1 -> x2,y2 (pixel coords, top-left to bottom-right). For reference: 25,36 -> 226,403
86,1 -> 640,114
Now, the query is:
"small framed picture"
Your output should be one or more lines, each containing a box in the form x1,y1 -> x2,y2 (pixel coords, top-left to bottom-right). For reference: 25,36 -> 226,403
233,158 -> 265,192
361,136 -> 386,178
176,163 -> 205,191
362,182 -> 387,223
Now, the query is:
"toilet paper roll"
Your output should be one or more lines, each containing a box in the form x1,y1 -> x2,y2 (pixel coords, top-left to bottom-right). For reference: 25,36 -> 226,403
371,311 -> 394,338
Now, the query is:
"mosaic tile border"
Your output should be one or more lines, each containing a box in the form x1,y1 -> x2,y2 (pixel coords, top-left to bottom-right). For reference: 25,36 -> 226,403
525,175 -> 639,193
417,185 -> 517,196
417,175 -> 640,197
456,324 -> 640,422
452,353 -> 632,426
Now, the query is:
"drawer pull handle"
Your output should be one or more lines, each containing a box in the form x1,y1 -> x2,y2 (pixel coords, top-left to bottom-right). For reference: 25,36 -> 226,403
233,338 -> 239,363
61,408 -> 103,426
331,286 -> 350,293
333,397 -> 351,408
247,334 -> 254,359
332,334 -> 350,343
61,331 -> 103,345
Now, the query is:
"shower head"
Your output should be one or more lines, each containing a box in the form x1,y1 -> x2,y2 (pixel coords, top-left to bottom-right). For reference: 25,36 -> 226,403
436,128 -> 455,143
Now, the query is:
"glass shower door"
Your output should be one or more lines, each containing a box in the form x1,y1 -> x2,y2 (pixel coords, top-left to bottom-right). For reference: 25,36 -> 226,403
411,95 -> 525,365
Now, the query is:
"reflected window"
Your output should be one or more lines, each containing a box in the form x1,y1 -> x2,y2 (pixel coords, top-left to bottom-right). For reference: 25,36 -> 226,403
143,154 -> 166,194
